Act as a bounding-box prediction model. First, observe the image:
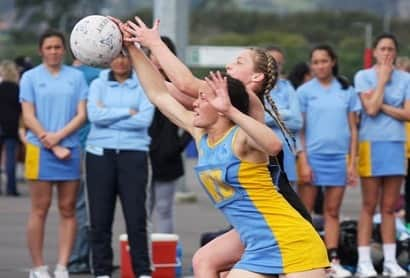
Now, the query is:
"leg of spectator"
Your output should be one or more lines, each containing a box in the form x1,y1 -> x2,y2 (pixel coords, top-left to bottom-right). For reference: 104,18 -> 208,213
56,180 -> 79,266
27,181 -> 52,266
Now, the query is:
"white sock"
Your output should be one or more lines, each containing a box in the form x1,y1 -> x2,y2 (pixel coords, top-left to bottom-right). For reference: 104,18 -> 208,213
32,265 -> 48,271
55,264 -> 67,271
358,246 -> 372,264
383,243 -> 397,264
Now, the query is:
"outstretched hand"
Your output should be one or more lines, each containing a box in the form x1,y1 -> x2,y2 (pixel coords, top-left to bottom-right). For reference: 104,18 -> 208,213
204,71 -> 232,115
122,16 -> 162,49
107,16 -> 134,48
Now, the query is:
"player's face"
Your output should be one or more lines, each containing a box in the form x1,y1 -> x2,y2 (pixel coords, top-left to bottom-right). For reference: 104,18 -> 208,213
373,38 -> 397,64
110,55 -> 132,76
39,36 -> 65,68
192,84 -> 218,128
225,50 -> 256,85
310,50 -> 335,81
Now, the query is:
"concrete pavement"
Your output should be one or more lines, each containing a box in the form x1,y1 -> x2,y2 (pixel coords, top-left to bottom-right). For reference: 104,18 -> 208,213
0,158 -> 404,277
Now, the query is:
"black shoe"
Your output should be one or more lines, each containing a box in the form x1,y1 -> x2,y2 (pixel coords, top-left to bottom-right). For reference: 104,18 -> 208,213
6,191 -> 20,197
67,262 -> 91,274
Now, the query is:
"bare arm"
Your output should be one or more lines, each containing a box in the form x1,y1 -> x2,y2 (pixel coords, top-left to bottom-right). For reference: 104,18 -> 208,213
297,112 -> 313,185
227,106 -> 282,156
347,111 -> 359,186
348,112 -> 358,161
166,82 -> 197,111
126,17 -> 203,97
359,82 -> 386,116
127,44 -> 196,136
205,72 -> 282,156
360,57 -> 393,116
21,102 -> 47,140
42,100 -> 87,148
380,101 -> 410,121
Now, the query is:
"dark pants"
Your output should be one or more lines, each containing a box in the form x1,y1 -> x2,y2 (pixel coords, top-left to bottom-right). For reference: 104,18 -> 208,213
406,159 -> 410,224
0,137 -> 18,195
86,150 -> 152,277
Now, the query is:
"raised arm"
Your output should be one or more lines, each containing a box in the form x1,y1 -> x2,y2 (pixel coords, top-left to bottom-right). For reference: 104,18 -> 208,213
126,44 -> 196,136
358,56 -> 393,116
125,17 -> 203,97
205,72 -> 282,156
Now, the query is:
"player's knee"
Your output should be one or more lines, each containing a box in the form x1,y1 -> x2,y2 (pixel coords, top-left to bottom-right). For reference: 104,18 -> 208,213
192,248 -> 213,274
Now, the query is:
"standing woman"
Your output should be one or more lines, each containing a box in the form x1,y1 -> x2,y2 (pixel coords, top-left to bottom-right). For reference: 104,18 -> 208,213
297,44 -> 360,278
20,30 -> 87,278
354,34 -> 410,278
265,46 -> 302,184
85,53 -> 154,278
0,60 -> 21,196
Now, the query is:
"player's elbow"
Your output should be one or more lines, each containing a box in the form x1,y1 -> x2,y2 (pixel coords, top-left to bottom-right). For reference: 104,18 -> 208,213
268,140 -> 283,156
365,107 -> 379,117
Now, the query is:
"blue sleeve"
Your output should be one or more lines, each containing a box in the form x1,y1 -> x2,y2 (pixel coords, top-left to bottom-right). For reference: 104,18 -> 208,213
354,70 -> 372,94
281,87 -> 302,132
77,72 -> 88,101
348,87 -> 362,112
405,75 -> 410,101
265,87 -> 302,132
297,87 -> 307,113
87,79 -> 130,126
109,87 -> 154,130
19,72 -> 35,103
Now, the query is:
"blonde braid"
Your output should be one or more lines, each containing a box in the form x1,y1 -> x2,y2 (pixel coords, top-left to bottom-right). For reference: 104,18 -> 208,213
262,51 -> 296,153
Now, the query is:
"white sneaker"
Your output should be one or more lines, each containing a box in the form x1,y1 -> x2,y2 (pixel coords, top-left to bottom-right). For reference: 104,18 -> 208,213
29,265 -> 51,278
96,276 -> 110,278
328,261 -> 352,278
382,261 -> 407,278
54,265 -> 69,278
355,262 -> 377,278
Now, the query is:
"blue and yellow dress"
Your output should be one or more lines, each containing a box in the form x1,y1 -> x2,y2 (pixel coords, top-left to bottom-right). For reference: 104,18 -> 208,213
195,126 -> 329,275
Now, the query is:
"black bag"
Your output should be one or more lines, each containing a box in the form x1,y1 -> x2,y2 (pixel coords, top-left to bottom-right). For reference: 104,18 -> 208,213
338,220 -> 358,266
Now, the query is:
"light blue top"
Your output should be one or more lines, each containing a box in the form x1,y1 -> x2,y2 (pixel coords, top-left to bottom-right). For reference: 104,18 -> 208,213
19,64 -> 88,147
264,79 -> 302,133
298,78 -> 361,154
354,67 -> 410,142
86,69 -> 154,151
75,65 -> 102,148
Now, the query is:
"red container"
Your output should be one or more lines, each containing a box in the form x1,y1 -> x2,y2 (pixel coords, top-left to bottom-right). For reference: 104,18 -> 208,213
119,233 -> 179,278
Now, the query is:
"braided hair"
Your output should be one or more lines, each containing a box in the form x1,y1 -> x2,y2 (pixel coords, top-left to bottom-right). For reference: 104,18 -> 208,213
251,48 -> 296,153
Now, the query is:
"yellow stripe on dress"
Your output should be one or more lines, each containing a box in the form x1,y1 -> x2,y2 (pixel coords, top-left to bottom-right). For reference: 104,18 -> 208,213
406,123 -> 410,158
238,162 -> 328,273
358,141 -> 372,177
25,143 -> 40,180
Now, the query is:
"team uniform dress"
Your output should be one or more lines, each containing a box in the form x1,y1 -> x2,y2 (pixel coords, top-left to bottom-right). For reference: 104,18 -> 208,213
354,68 -> 410,177
195,126 -> 329,275
298,78 -> 361,186
19,64 -> 88,180
265,79 -> 302,183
